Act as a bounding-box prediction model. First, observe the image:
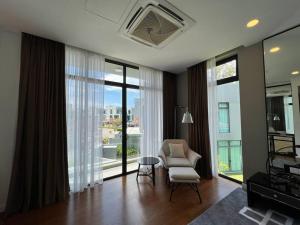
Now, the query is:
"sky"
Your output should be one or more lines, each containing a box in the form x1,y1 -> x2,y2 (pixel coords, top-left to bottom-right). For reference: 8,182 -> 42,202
104,72 -> 140,108
104,85 -> 139,108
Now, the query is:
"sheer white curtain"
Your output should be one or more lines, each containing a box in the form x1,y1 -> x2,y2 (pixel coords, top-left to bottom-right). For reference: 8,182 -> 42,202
65,46 -> 105,192
207,58 -> 219,177
139,66 -> 163,158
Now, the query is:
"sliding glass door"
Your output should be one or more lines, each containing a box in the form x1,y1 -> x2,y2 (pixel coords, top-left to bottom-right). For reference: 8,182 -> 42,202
102,60 -> 140,178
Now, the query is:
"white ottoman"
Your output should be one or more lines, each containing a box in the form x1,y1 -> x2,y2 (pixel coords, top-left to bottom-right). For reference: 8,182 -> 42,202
169,167 -> 202,202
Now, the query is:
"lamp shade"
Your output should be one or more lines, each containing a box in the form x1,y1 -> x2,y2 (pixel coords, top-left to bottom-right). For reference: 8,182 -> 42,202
182,111 -> 193,124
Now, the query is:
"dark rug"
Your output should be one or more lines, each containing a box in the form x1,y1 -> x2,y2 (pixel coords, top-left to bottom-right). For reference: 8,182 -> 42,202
188,188 -> 300,225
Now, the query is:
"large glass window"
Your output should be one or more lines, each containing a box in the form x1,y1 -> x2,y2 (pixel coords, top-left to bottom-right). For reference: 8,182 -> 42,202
216,56 -> 237,81
216,56 -> 243,182
102,60 -> 140,178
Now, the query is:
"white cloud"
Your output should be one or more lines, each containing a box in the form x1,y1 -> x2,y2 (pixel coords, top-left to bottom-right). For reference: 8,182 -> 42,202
105,73 -> 123,83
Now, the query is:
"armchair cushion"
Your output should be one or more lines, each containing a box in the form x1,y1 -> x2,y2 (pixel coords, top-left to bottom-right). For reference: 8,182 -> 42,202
169,167 -> 200,180
169,143 -> 185,158
161,139 -> 189,156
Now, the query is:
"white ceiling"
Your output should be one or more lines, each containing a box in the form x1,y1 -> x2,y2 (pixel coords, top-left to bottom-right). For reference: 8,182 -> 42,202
1,0 -> 300,73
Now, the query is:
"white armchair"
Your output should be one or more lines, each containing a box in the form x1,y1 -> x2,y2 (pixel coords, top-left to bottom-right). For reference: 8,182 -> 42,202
159,139 -> 201,169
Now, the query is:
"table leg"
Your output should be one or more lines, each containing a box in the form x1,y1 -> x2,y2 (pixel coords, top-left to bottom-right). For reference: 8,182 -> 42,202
136,163 -> 140,181
152,164 -> 155,186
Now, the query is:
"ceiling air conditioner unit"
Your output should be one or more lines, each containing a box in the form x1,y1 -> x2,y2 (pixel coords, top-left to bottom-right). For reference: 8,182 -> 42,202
120,0 -> 195,48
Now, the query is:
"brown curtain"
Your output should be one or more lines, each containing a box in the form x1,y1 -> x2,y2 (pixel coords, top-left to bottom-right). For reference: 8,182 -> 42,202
6,33 -> 69,214
188,62 -> 212,179
163,71 -> 177,139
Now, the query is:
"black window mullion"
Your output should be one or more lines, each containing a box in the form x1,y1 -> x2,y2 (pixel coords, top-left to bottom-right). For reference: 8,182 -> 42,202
104,81 -> 139,90
104,80 -> 123,87
122,65 -> 127,174
105,58 -> 139,70
228,141 -> 232,172
126,84 -> 139,89
217,76 -> 239,85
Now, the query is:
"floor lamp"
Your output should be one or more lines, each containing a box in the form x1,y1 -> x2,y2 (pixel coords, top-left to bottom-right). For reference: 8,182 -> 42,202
174,105 -> 193,139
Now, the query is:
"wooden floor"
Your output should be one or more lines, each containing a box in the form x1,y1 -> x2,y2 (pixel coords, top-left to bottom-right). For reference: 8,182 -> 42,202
3,168 -> 240,225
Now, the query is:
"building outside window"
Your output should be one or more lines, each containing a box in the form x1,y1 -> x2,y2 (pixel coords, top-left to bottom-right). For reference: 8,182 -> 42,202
218,102 -> 230,133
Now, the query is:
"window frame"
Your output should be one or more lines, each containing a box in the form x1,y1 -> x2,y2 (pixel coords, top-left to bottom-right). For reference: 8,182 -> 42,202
216,55 -> 239,85
216,55 -> 242,184
103,59 -> 140,179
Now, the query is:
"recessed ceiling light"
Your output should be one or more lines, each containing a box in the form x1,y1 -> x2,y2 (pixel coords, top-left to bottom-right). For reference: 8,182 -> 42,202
246,19 -> 260,28
269,47 -> 280,53
114,68 -> 122,73
291,70 -> 299,75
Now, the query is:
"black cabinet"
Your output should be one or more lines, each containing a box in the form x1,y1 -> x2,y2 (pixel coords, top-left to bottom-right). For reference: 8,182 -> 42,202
247,172 -> 300,216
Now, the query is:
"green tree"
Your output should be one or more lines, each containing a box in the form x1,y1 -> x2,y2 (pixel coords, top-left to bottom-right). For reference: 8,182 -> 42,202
116,145 -> 138,158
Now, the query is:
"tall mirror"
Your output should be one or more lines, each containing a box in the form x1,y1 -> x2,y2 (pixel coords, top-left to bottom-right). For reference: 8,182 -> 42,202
264,26 -> 300,158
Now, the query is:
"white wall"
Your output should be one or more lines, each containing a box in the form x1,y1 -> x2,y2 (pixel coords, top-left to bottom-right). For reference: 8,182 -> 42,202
0,29 -> 21,211
238,43 -> 268,181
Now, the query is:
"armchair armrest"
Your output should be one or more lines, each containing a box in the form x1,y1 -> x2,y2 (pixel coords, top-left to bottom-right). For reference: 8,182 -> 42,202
158,149 -> 168,168
187,149 -> 202,169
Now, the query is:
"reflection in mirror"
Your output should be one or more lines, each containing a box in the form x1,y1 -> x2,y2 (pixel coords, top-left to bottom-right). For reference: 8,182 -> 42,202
264,26 -> 300,157
266,85 -> 295,157
266,85 -> 294,134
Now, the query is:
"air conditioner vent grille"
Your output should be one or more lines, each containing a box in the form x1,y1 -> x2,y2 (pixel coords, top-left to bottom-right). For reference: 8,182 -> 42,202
131,10 -> 180,45
120,0 -> 195,48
